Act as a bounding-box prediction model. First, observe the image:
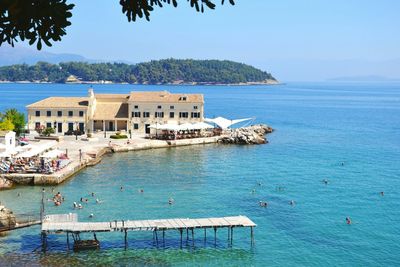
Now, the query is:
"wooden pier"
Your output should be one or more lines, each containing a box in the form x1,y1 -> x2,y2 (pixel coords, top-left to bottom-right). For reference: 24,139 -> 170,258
41,213 -> 256,250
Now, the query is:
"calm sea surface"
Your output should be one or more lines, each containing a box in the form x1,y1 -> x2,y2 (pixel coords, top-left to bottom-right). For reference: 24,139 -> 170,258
0,82 -> 399,266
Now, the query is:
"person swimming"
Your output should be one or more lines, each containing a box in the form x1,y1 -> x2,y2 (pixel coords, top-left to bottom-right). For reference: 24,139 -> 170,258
289,200 -> 295,206
168,198 -> 175,205
259,201 -> 268,207
78,203 -> 83,209
91,192 -> 95,197
346,217 -> 351,225
89,213 -> 94,218
73,202 -> 78,208
323,179 -> 329,185
251,188 -> 256,194
380,191 -> 384,196
139,189 -> 144,193
96,198 -> 103,204
120,186 -> 124,192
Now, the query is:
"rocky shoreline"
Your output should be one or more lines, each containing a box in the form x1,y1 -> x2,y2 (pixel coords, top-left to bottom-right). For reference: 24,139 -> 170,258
0,125 -> 273,188
219,124 -> 273,145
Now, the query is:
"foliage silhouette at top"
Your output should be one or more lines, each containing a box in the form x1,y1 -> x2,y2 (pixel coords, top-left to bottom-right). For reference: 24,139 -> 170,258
0,59 -> 276,84
0,0 -> 234,50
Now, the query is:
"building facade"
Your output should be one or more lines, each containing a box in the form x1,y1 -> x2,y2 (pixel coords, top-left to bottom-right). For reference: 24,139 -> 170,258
26,88 -> 204,135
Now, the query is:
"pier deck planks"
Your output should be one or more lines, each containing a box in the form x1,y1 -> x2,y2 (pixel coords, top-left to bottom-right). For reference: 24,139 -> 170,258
42,214 -> 256,233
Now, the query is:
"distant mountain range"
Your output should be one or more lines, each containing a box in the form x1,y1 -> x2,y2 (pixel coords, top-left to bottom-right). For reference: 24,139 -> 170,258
0,46 -> 90,66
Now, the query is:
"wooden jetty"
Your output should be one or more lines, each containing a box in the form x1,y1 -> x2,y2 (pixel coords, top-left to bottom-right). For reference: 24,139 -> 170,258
41,213 -> 256,251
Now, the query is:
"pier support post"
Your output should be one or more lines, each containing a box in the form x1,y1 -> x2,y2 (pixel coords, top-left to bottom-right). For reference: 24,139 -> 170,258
250,227 -> 254,246
163,230 -> 165,247
180,229 -> 183,248
204,228 -> 207,242
231,227 -> 233,245
41,232 -> 47,252
124,230 -> 128,249
186,228 -> 189,242
67,232 -> 70,251
191,228 -> 194,247
214,227 -> 217,246
155,230 -> 159,247
228,227 -> 230,243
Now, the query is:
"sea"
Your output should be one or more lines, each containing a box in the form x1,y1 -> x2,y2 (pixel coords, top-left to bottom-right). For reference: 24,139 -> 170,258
0,82 -> 399,266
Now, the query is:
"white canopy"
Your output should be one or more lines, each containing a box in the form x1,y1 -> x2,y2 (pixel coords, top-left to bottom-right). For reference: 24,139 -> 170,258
150,122 -> 214,131
204,117 -> 253,129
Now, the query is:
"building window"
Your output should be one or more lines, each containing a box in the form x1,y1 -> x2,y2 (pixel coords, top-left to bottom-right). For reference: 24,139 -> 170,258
46,110 -> 51,117
132,112 -> 141,118
134,105 -> 139,109
79,111 -> 84,117
57,111 -> 62,117
179,96 -> 187,101
35,111 -> 40,117
155,112 -> 164,118
133,123 -> 139,130
157,105 -> 162,109
46,122 -> 52,128
191,112 -> 201,118
170,112 -> 174,118
35,122 -> 40,128
68,111 -> 73,117
170,105 -> 174,109
143,112 -> 150,118
193,106 -> 198,110
179,112 -> 189,118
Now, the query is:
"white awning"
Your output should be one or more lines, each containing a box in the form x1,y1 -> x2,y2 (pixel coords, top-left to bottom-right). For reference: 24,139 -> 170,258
150,122 -> 214,131
204,117 -> 253,129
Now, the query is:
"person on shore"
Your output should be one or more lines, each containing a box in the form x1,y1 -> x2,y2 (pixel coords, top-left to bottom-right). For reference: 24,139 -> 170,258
259,201 -> 268,207
346,217 -> 351,225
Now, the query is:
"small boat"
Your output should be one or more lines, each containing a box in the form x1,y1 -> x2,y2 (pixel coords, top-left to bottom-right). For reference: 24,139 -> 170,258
73,239 -> 100,251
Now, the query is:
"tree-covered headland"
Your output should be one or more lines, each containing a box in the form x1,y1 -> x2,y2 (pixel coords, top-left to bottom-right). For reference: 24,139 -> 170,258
0,59 -> 277,85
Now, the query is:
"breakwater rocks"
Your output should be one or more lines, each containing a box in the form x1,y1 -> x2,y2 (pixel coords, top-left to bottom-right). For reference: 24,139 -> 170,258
0,205 -> 16,229
0,177 -> 13,190
219,124 -> 273,145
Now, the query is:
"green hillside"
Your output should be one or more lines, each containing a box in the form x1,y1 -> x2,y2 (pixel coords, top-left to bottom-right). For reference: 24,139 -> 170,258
0,59 -> 277,84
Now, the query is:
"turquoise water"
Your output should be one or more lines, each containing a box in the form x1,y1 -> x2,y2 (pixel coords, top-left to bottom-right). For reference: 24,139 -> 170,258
0,82 -> 399,266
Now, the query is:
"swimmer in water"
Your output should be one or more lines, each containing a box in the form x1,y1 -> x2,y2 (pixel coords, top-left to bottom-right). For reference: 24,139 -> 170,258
89,213 -> 94,218
78,204 -> 83,209
259,201 -> 268,207
73,202 -> 78,208
168,198 -> 174,205
120,186 -> 124,192
139,189 -> 144,193
341,162 -> 344,166
289,200 -> 295,206
257,181 -> 262,186
251,188 -> 256,194
91,192 -> 95,197
96,198 -> 103,204
346,217 -> 351,225
323,179 -> 329,185
380,191 -> 384,196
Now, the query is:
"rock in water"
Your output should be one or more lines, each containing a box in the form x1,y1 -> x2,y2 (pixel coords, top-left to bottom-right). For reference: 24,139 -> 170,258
0,206 -> 16,229
218,124 -> 273,145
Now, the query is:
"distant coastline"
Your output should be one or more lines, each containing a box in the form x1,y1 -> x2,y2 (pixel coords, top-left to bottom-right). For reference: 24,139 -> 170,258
0,59 -> 278,86
0,79 -> 280,86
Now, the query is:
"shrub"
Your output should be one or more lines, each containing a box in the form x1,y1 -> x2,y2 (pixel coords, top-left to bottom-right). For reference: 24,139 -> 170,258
110,134 -> 127,139
42,127 -> 55,136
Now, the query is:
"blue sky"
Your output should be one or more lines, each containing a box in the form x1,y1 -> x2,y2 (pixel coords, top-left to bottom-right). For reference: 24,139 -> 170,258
14,1 -> 400,81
